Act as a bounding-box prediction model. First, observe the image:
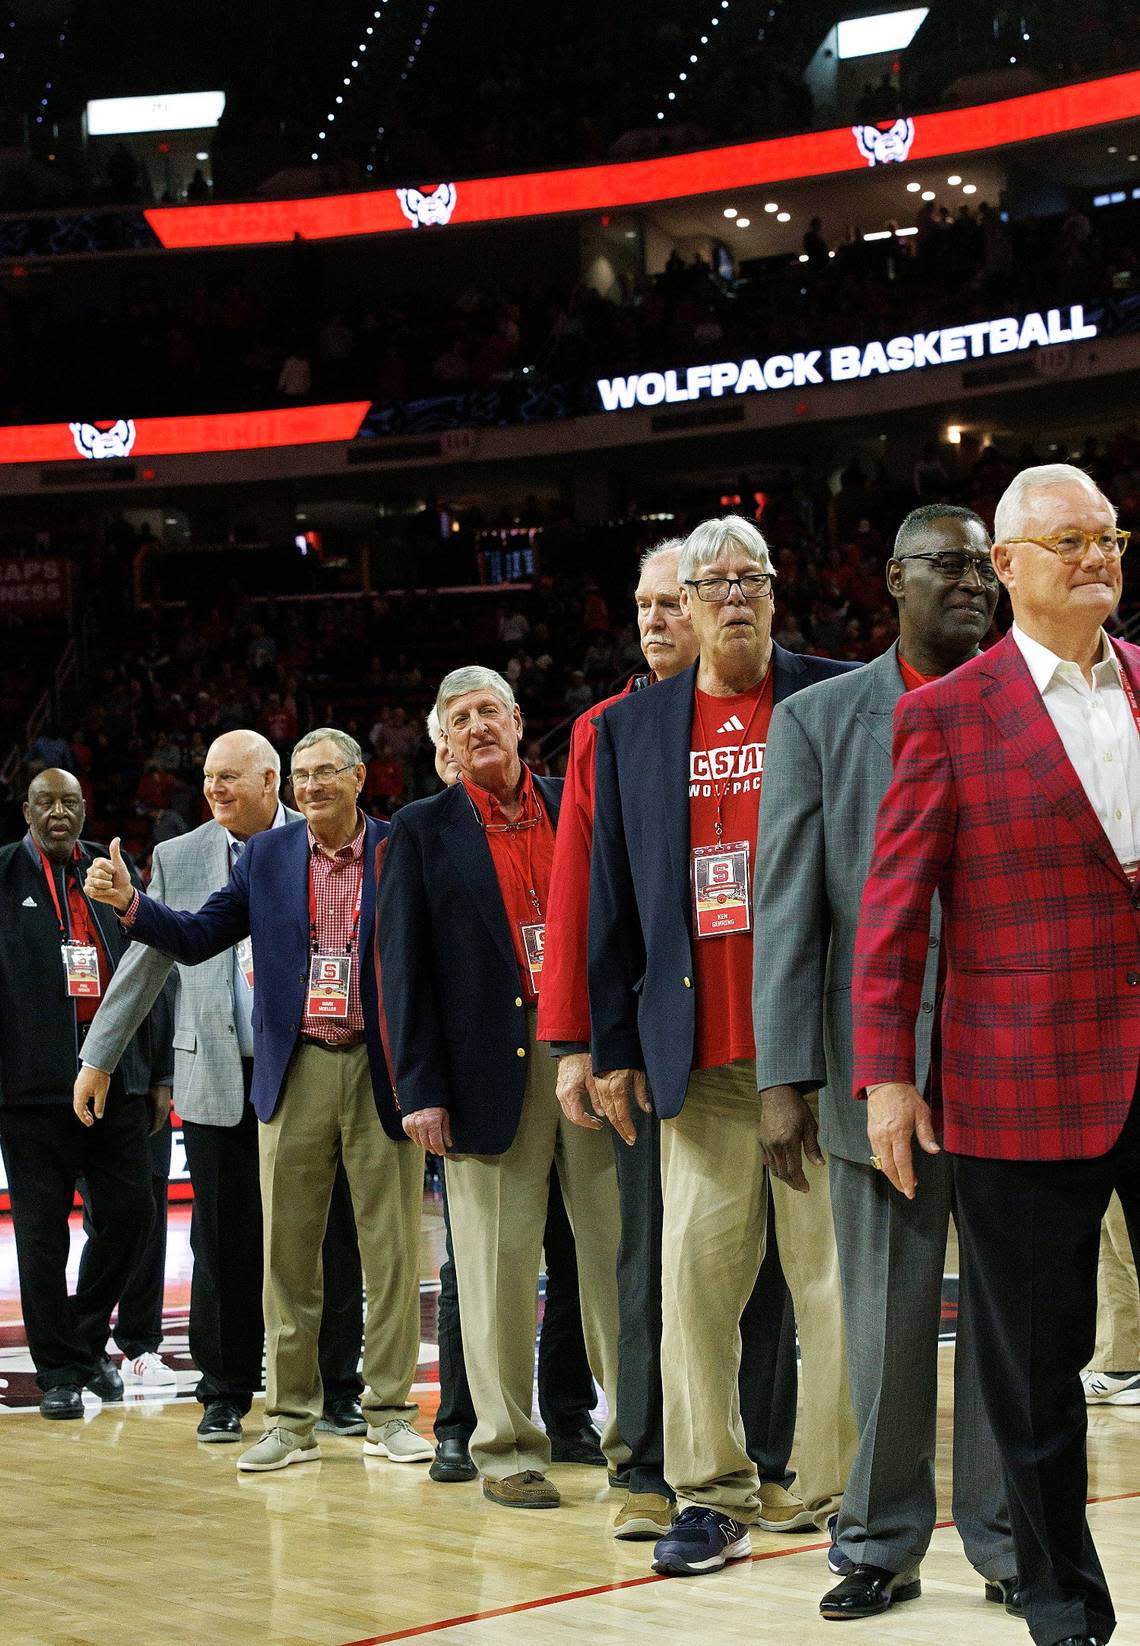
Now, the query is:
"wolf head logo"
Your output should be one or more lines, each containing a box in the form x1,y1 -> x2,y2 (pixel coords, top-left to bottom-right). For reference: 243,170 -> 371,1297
395,182 -> 458,228
69,419 -> 137,460
852,118 -> 916,167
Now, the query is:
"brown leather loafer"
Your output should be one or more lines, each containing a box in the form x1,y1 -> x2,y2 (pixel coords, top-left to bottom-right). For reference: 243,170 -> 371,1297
481,1470 -> 560,1509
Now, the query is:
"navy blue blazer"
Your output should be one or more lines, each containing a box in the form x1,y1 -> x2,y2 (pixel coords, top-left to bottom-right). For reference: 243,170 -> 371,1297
588,647 -> 859,1118
377,775 -> 562,1155
123,814 -> 400,1135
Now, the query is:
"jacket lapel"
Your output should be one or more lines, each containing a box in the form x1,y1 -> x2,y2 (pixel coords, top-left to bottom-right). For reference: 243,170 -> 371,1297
438,785 -> 519,974
979,632 -> 1127,883
650,667 -> 697,887
855,644 -> 905,758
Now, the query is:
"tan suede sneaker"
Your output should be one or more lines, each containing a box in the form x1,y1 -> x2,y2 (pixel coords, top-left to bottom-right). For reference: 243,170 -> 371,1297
481,1470 -> 561,1509
613,1492 -> 675,1539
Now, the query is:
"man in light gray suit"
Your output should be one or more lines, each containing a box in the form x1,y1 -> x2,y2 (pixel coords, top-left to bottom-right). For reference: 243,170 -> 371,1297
74,729 -> 365,1443
753,506 -> 1018,1622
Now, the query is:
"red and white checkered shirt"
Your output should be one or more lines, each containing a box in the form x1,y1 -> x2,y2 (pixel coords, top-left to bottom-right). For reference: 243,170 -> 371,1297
303,814 -> 366,1040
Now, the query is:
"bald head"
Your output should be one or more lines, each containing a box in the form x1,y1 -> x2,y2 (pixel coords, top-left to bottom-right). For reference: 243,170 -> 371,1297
25,768 -> 85,863
202,730 -> 281,840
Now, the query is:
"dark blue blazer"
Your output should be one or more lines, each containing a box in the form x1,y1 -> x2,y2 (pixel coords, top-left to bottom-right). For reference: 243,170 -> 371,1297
588,647 -> 859,1119
377,775 -> 562,1155
124,814 -> 400,1135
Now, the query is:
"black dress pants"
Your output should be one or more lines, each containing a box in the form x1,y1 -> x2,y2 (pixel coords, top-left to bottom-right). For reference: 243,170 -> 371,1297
0,1084 -> 153,1391
180,1078 -> 364,1413
953,1093 -> 1140,1646
612,1101 -> 797,1496
78,1118 -> 172,1358
435,1170 -> 596,1442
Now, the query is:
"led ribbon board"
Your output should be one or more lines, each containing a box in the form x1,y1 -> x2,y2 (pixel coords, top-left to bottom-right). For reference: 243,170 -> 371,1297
0,403 -> 371,466
596,306 -> 1099,411
143,71 -> 1140,249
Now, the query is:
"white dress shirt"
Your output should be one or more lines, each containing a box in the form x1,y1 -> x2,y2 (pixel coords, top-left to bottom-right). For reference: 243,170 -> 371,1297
1010,623 -> 1140,877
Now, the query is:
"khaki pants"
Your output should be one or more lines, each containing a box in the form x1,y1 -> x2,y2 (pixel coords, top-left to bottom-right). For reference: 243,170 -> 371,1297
259,1042 -> 422,1439
1089,1192 -> 1140,1372
444,1013 -> 626,1481
660,1058 -> 856,1523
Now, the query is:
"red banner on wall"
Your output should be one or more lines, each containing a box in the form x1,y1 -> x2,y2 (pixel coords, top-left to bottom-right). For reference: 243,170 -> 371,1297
0,556 -> 71,614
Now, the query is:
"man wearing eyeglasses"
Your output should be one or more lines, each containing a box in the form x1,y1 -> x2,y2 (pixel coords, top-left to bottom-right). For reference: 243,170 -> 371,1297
853,464 -> 1139,1646
588,516 -> 858,1576
753,505 -> 1017,1622
379,667 -> 625,1511
83,728 -> 427,1475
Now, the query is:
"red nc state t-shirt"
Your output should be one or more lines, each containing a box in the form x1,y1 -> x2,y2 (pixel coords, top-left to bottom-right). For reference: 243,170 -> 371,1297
689,673 -> 774,1070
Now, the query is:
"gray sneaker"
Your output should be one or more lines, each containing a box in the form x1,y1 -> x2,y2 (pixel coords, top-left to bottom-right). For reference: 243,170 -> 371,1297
236,1427 -> 321,1472
363,1418 -> 434,1462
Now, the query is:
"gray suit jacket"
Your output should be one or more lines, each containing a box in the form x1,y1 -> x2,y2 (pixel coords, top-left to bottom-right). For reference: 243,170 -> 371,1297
752,643 -> 941,1163
81,806 -> 300,1126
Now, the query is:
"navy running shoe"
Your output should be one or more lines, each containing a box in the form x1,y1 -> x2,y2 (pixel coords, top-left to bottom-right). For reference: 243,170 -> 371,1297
652,1506 -> 753,1576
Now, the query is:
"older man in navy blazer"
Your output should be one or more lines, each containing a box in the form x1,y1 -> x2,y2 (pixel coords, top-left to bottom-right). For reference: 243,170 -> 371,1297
589,516 -> 858,1576
84,728 -> 426,1475
379,666 -> 625,1511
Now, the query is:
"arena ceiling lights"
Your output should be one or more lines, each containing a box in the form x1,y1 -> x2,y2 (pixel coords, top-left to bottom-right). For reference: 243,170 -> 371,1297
142,70 -> 1140,250
835,9 -> 929,60
85,92 -> 227,136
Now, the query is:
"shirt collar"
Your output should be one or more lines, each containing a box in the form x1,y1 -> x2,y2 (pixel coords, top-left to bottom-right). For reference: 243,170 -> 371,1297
461,764 -> 536,827
1011,623 -> 1118,693
307,809 -> 366,861
225,801 -> 286,855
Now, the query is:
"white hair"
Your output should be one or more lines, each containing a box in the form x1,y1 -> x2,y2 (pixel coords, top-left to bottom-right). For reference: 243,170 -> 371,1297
425,706 -> 443,746
637,537 -> 685,577
677,515 -> 776,585
993,463 -> 1115,545
435,666 -> 515,729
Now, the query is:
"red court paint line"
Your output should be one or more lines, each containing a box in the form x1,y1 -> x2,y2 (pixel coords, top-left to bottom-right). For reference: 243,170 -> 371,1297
339,1492 -> 1140,1645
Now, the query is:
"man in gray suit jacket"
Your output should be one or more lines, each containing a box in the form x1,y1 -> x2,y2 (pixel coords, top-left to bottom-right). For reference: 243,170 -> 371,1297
753,506 -> 1017,1621
74,730 -> 364,1444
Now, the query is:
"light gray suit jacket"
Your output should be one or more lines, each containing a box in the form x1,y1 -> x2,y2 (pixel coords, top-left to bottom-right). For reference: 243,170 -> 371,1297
752,644 -> 941,1164
81,806 -> 300,1126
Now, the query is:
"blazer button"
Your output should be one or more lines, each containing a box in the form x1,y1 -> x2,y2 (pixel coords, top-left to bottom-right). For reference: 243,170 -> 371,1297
289,1023 -> 297,1033
921,1001 -> 934,1013
516,1047 -> 526,1058
515,996 -> 523,1008
683,976 -> 692,988
928,935 -> 938,948
1129,973 -> 1140,987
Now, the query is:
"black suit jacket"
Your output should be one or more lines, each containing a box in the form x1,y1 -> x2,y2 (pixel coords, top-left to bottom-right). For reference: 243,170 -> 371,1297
0,834 -> 165,1106
588,647 -> 860,1118
378,775 -> 562,1155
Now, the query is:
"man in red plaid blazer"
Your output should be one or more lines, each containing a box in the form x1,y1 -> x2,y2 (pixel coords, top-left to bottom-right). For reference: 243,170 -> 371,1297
853,463 -> 1140,1646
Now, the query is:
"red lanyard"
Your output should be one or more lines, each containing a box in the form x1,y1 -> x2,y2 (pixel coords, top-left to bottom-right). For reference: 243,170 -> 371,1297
36,844 -> 71,940
693,681 -> 770,842
307,847 -> 364,954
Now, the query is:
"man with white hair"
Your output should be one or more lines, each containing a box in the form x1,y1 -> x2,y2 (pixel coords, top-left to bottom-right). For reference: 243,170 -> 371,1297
854,464 -> 1140,1646
75,729 -> 366,1445
588,516 -> 858,1575
379,666 -> 626,1510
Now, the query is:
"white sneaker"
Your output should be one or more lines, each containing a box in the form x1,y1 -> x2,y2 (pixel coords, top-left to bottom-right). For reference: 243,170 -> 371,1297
237,1428 -> 322,1472
1081,1369 -> 1140,1405
120,1352 -> 178,1386
363,1418 -> 435,1462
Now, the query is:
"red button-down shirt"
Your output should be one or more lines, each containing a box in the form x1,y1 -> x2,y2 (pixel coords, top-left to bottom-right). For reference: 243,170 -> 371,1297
461,765 -> 556,1003
302,813 -> 366,1040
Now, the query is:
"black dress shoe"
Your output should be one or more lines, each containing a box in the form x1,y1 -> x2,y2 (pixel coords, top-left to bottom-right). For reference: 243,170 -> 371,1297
548,1422 -> 606,1465
984,1575 -> 1024,1618
316,1396 -> 366,1435
196,1400 -> 245,1443
85,1358 -> 123,1401
429,1437 -> 478,1482
40,1386 -> 83,1420
1053,1638 -> 1104,1645
819,1563 -> 922,1620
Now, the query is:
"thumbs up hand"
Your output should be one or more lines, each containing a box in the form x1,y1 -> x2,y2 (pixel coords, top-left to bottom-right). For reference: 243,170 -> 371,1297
85,837 -> 134,911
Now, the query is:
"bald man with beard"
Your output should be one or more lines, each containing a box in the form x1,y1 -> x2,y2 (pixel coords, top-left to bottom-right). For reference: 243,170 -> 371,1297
75,730 -> 366,1445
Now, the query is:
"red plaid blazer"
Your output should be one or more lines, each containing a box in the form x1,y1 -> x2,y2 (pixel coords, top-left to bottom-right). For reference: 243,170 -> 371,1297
852,629 -> 1140,1161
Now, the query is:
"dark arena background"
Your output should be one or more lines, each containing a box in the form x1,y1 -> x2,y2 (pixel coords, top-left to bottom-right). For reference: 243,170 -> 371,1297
0,3 -> 1138,1643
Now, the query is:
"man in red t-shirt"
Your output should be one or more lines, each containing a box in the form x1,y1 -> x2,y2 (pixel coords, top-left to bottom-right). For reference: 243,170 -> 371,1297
588,517 -> 857,1576
754,505 -> 1013,1622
